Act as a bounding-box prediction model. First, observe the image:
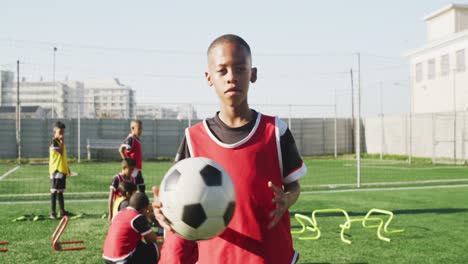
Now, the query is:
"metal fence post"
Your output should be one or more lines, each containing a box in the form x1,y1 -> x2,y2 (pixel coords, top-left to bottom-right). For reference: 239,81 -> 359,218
432,113 -> 436,164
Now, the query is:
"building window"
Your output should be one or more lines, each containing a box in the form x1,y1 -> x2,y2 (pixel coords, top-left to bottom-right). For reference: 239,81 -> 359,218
427,59 -> 435,80
440,54 -> 450,76
415,63 -> 423,82
456,49 -> 465,72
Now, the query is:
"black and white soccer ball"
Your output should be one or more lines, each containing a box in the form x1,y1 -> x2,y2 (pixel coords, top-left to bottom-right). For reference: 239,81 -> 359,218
159,157 -> 236,241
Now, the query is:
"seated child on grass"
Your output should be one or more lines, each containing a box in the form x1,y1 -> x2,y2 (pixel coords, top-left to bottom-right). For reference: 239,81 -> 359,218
108,158 -> 142,222
112,181 -> 137,220
103,192 -> 159,264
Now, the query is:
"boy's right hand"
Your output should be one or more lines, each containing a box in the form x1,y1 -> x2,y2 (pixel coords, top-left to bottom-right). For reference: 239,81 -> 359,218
152,186 -> 174,233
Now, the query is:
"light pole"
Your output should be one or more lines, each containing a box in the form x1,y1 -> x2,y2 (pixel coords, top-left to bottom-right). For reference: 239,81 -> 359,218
52,47 -> 57,119
379,82 -> 384,161
16,60 -> 21,164
409,79 -> 413,164
350,68 -> 355,154
453,69 -> 457,163
334,86 -> 337,159
356,53 -> 361,188
77,97 -> 81,163
393,81 -> 412,164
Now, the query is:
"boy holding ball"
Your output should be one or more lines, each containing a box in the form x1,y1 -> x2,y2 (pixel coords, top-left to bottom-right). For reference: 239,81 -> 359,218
154,34 -> 307,263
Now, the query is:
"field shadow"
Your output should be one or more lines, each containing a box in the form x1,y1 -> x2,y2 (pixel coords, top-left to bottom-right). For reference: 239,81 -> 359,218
300,263 -> 367,264
290,208 -> 468,217
393,208 -> 468,215
12,212 -> 106,222
300,262 -> 331,264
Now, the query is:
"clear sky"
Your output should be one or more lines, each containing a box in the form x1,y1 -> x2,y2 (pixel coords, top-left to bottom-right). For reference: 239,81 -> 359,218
0,0 -> 457,118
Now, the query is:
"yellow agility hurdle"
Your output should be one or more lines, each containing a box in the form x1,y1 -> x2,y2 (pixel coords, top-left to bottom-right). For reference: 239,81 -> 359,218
362,208 -> 404,234
341,217 -> 389,244
291,208 -> 350,241
291,208 -> 403,244
291,213 -> 320,240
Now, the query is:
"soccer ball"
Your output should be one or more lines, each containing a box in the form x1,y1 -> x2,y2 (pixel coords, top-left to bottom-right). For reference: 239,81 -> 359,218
159,157 -> 236,241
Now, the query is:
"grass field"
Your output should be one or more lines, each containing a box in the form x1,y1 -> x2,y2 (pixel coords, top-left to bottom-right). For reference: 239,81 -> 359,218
1,158 -> 468,200
0,159 -> 467,263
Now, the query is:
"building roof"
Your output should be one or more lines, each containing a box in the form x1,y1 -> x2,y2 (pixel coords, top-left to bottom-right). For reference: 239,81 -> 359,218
0,106 -> 41,113
84,78 -> 130,89
423,3 -> 468,21
404,29 -> 468,58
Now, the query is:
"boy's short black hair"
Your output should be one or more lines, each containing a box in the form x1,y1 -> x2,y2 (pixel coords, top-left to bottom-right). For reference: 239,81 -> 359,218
53,121 -> 66,130
122,158 -> 136,168
131,119 -> 142,127
119,181 -> 137,197
207,34 -> 251,58
129,191 -> 149,211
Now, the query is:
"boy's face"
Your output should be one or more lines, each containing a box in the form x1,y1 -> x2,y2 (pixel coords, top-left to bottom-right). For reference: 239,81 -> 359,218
54,128 -> 65,140
131,123 -> 142,137
127,190 -> 136,199
123,166 -> 135,177
140,204 -> 150,217
205,43 -> 257,108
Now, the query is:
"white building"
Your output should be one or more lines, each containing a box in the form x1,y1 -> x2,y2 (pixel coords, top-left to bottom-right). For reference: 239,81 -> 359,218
0,106 -> 47,119
1,72 -> 137,119
0,71 -> 84,118
136,104 -> 178,119
176,104 -> 198,120
83,78 -> 136,119
405,4 -> 468,114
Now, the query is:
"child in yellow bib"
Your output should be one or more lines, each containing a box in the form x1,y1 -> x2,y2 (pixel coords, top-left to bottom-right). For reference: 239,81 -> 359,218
49,121 -> 72,220
112,181 -> 137,221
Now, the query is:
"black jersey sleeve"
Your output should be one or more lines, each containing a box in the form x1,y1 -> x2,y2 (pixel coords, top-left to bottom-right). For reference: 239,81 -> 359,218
275,116 -> 307,184
122,136 -> 134,151
131,215 -> 152,236
50,138 -> 61,152
110,176 -> 119,190
118,200 -> 129,211
135,171 -> 145,192
280,128 -> 304,177
174,135 -> 191,163
50,138 -> 60,148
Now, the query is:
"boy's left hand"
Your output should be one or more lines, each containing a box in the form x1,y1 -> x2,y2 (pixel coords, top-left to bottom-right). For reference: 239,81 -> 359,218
152,186 -> 174,233
267,181 -> 291,229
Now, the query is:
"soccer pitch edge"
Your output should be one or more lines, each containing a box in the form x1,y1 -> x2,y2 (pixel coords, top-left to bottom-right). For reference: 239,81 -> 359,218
0,165 -> 20,181
2,184 -> 468,205
302,178 -> 468,188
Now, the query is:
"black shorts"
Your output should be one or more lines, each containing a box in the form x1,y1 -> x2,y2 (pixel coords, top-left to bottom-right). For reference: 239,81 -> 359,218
104,240 -> 159,264
50,172 -> 66,192
131,169 -> 145,192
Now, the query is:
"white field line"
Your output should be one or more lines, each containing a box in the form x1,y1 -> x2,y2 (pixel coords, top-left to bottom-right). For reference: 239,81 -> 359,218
3,184 -> 468,205
341,159 -> 407,164
0,199 -> 107,205
1,178 -> 40,182
346,159 -> 466,167
301,184 -> 468,194
2,179 -> 468,197
302,178 -> 468,188
344,164 -> 468,170
1,172 -> 79,182
0,191 -> 108,198
0,166 -> 20,181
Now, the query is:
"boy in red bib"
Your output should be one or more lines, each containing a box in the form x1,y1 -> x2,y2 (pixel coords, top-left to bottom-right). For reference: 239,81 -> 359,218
108,158 -> 143,223
112,181 -> 137,221
119,120 -> 145,192
103,192 -> 159,264
153,34 -> 307,264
